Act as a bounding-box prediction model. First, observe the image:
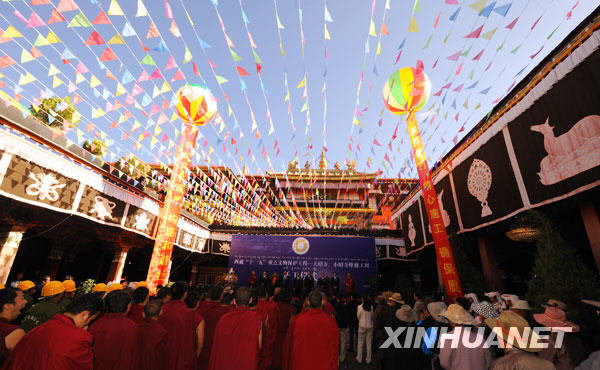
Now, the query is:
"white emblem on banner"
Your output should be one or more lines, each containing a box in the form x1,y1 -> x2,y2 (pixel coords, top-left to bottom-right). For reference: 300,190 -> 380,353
133,212 -> 151,232
90,196 -> 116,221
428,190 -> 451,233
292,237 -> 310,255
407,215 -> 416,247
468,158 -> 493,217
26,172 -> 66,202
531,116 -> 600,185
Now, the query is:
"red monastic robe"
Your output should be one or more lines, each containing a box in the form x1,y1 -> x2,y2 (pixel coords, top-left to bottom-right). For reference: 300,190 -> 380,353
3,314 -> 93,370
272,302 -> 295,369
128,304 -> 145,325
283,309 -> 339,370
137,318 -> 168,370
88,312 -> 138,370
0,318 -> 19,365
255,300 -> 278,370
208,306 -> 262,370
197,301 -> 230,370
158,299 -> 199,370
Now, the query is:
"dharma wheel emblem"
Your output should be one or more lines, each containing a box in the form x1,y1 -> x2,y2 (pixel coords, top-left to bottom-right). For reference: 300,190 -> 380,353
292,237 -> 310,255
467,158 -> 493,217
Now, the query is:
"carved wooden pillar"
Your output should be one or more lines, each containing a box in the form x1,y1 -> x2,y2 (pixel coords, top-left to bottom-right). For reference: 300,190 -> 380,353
106,247 -> 130,283
478,234 -> 504,291
0,224 -> 28,285
579,194 -> 600,273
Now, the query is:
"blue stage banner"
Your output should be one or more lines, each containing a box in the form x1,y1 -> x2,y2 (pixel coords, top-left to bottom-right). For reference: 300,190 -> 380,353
229,234 -> 377,296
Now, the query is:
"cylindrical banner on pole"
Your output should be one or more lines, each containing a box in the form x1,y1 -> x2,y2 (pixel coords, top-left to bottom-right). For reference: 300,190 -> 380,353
406,112 -> 463,301
147,124 -> 198,291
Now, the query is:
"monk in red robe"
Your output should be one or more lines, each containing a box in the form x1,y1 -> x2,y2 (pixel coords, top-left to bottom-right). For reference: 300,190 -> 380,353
283,290 -> 339,370
159,281 -> 204,370
254,286 -> 278,370
197,285 -> 229,370
88,290 -> 138,370
0,288 -> 26,366
3,293 -> 103,370
344,273 -> 355,297
137,300 -> 168,370
209,287 -> 262,370
272,291 -> 295,370
129,286 -> 149,325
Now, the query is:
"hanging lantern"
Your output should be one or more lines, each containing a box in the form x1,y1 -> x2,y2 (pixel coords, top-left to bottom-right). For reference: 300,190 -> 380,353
382,67 -> 431,115
505,227 -> 540,242
176,84 -> 217,126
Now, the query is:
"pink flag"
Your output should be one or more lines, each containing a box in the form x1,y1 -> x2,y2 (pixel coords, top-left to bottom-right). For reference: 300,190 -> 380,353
48,9 -> 66,24
93,11 -> 110,25
26,12 -> 46,28
165,55 -> 177,70
57,0 -> 78,12
99,47 -> 117,62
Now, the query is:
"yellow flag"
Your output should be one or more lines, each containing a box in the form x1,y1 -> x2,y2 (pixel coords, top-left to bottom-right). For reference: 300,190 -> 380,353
3,26 -> 22,38
108,0 -> 125,16
408,16 -> 418,32
376,41 -> 381,55
280,43 -> 285,55
108,33 -> 125,44
75,73 -> 86,84
369,20 -> 376,36
116,83 -> 126,96
46,31 -> 60,43
324,24 -> 330,40
277,16 -> 285,29
52,76 -> 63,88
297,77 -> 306,89
89,75 -> 101,88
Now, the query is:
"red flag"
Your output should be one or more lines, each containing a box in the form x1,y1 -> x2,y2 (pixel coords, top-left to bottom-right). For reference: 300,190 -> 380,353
48,9 -> 66,24
256,63 -> 262,74
92,11 -> 110,25
373,138 -> 382,146
99,47 -> 117,61
85,31 -> 105,45
192,62 -> 200,75
380,20 -> 389,35
237,66 -> 250,76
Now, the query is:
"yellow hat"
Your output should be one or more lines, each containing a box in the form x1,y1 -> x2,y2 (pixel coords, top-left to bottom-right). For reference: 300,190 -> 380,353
17,280 -> 35,291
41,281 -> 65,297
107,283 -> 123,293
0,284 -> 4,290
92,283 -> 107,293
62,280 -> 76,293
135,281 -> 147,289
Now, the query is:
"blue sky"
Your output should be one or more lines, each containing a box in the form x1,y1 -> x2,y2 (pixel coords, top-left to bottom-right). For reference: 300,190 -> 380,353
0,0 -> 597,180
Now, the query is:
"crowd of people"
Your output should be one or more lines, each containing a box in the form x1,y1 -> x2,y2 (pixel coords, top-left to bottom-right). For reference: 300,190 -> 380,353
0,275 -> 599,369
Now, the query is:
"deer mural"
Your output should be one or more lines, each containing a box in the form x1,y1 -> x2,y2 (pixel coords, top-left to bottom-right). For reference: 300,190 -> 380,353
530,115 -> 600,185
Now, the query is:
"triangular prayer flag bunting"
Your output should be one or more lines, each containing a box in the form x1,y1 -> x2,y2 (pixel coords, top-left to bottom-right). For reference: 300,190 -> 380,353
141,54 -> 156,65
108,33 -> 125,44
85,31 -> 105,45
480,27 -> 497,40
93,11 -> 110,25
183,46 -> 192,63
237,66 -> 250,76
381,20 -> 389,35
99,47 -> 117,61
3,26 -> 22,38
464,25 -> 483,38
48,9 -> 66,24
136,0 -> 148,17
230,49 -> 242,62
34,34 -> 50,46
480,2 -> 495,17
493,2 -> 511,16
122,22 -> 136,37
47,64 -> 60,76
449,7 -> 461,21
506,17 -> 518,29
108,0 -> 125,16
369,20 -> 377,36
215,75 -> 228,84
408,16 -> 418,32
469,0 -> 487,13
146,23 -> 160,39
57,0 -> 78,12
26,11 -> 46,28
256,63 -> 262,74
68,12 -> 91,28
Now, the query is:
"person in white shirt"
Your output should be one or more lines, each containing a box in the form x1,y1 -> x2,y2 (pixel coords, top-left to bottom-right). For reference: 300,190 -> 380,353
356,296 -> 375,364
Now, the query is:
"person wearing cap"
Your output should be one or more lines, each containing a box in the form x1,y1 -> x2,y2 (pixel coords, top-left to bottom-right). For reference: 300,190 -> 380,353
106,282 -> 124,294
485,291 -> 506,313
92,283 -> 107,297
58,280 -> 76,312
472,301 -> 499,327
439,304 -> 492,370
488,310 -> 555,369
88,290 -> 138,370
21,281 -> 65,332
395,304 -> 419,368
375,292 -> 404,370
3,293 -> 104,370
0,288 -> 27,366
509,300 -> 532,320
534,306 -> 586,370
15,281 -> 35,308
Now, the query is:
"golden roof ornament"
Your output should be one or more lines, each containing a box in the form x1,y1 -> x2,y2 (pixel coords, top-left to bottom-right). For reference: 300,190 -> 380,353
287,159 -> 298,172
334,161 -> 341,170
318,150 -> 327,169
